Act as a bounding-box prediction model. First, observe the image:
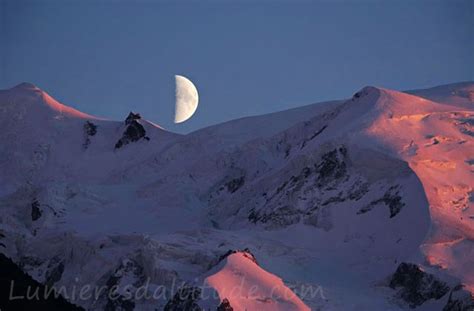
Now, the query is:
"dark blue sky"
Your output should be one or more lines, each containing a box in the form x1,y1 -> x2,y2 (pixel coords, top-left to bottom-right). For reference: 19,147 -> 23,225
1,0 -> 473,133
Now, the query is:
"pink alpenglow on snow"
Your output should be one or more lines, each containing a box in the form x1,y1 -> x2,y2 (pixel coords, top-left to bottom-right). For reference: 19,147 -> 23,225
8,82 -> 97,120
205,252 -> 311,311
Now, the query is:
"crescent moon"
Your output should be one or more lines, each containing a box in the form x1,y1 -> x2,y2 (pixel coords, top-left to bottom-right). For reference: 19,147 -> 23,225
174,75 -> 199,123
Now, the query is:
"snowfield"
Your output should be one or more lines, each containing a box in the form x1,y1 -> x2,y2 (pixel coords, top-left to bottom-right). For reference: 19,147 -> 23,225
0,81 -> 472,310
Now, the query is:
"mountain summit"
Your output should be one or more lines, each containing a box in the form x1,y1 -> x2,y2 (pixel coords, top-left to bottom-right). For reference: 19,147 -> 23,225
3,82 -> 96,119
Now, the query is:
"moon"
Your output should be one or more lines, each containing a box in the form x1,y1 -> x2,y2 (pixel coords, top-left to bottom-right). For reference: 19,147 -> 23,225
174,75 -> 199,123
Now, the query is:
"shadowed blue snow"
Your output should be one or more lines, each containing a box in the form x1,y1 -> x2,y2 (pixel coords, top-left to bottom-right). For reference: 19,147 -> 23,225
0,0 -> 473,133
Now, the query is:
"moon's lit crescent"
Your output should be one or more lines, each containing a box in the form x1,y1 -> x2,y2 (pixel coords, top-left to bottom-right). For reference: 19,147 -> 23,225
174,75 -> 199,123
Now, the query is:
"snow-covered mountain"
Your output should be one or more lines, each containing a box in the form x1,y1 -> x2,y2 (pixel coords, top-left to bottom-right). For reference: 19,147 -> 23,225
0,81 -> 472,310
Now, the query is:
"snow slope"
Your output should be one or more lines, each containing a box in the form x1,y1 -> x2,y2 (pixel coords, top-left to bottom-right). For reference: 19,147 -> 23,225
204,251 -> 310,311
363,87 -> 474,293
0,82 -> 472,310
407,81 -> 474,109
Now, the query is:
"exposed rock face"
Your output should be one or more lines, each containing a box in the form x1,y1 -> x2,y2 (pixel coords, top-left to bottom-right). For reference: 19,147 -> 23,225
357,185 -> 405,218
389,262 -> 450,308
206,143 -> 412,231
300,125 -> 327,149
83,121 -> 97,149
315,146 -> 347,187
245,146 -> 367,229
103,258 -> 144,311
443,285 -> 474,311
216,248 -> 258,266
351,86 -> 378,101
45,257 -> 65,286
125,112 -> 141,125
225,176 -> 245,193
164,285 -> 203,311
216,298 -> 233,311
456,115 -> 474,137
31,199 -> 42,221
0,230 -> 5,248
115,112 -> 150,149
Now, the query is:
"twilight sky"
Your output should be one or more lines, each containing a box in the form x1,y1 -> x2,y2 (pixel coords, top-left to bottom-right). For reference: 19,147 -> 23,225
1,0 -> 473,133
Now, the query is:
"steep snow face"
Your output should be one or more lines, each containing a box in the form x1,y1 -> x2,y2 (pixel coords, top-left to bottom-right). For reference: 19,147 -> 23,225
204,252 -> 310,311
188,99 -> 343,150
0,82 -> 472,310
362,87 -> 474,292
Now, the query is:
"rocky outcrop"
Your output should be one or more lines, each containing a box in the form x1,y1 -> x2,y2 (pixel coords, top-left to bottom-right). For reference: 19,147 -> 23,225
358,185 -> 405,218
45,258 -> 65,286
215,248 -> 258,267
300,125 -> 327,149
125,112 -> 141,125
83,121 -> 97,149
442,284 -> 474,311
225,176 -> 245,194
115,112 -> 150,149
216,298 -> 233,311
247,146 -> 361,229
389,262 -> 450,308
315,146 -> 348,187
208,137 -> 416,235
164,285 -> 203,311
456,115 -> 474,137
248,204 -> 303,228
0,230 -> 5,248
102,258 -> 144,311
31,199 -> 42,221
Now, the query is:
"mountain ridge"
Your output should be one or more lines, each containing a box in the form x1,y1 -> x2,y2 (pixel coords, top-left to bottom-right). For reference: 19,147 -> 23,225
3,81 -> 472,136
0,81 -> 472,310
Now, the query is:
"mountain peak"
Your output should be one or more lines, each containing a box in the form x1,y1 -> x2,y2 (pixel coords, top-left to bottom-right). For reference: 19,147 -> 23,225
12,82 -> 39,90
351,86 -> 383,103
1,82 -> 97,120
